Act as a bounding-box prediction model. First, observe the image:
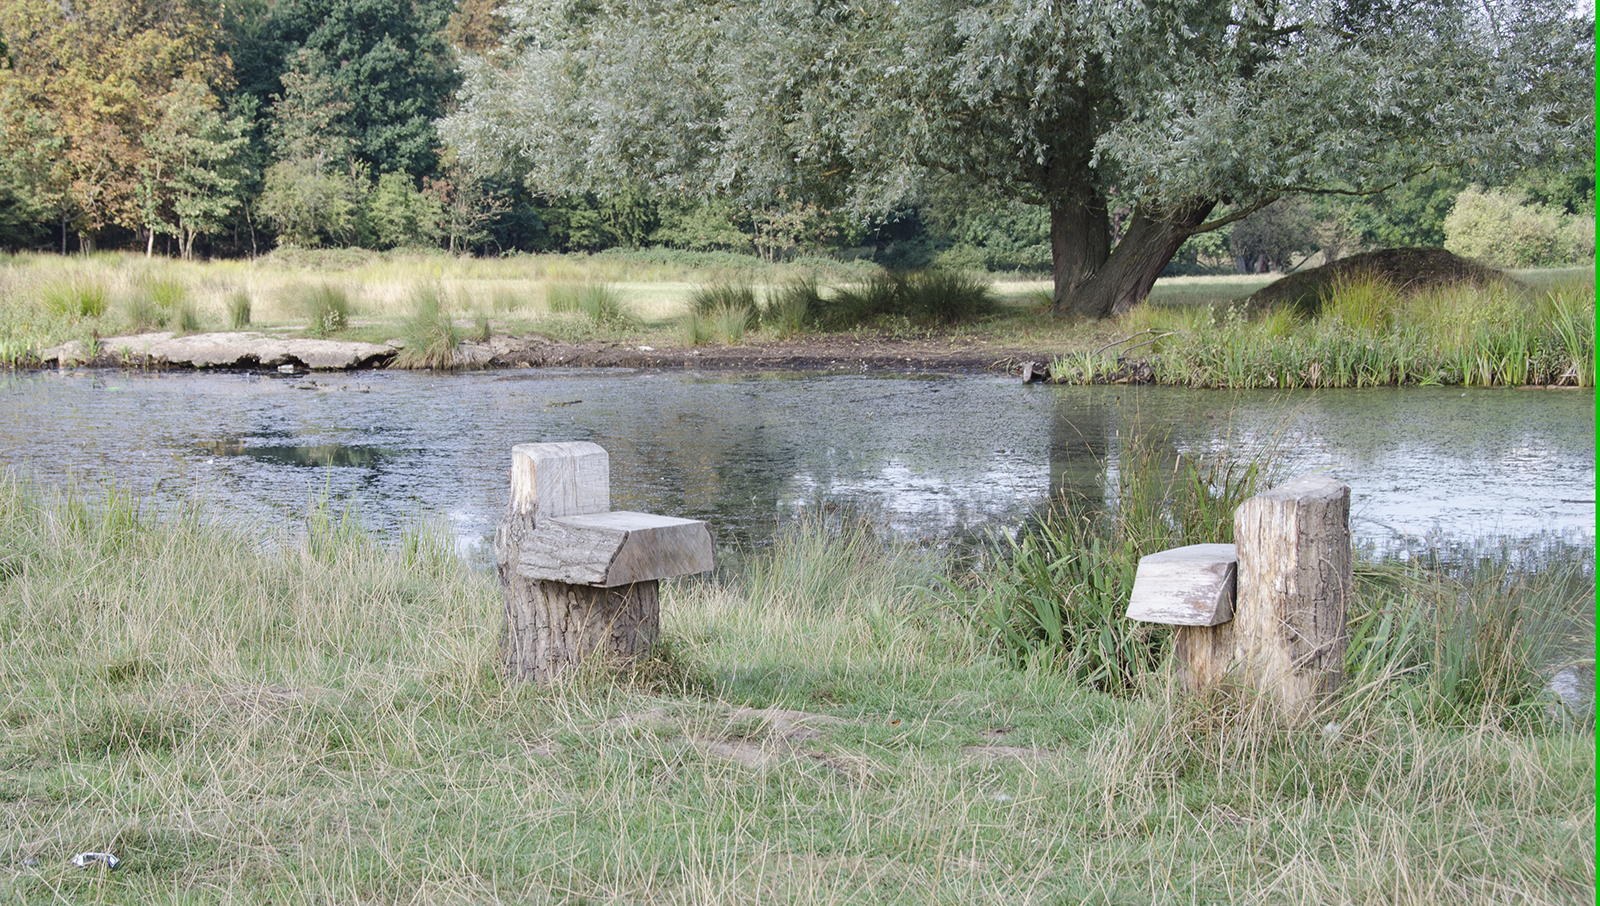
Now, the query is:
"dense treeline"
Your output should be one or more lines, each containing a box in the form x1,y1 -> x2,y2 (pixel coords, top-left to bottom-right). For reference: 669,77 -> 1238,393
0,0 -> 1591,272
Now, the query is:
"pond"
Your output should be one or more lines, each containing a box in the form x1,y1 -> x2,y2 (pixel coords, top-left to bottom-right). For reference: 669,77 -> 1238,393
1,369 -> 1590,557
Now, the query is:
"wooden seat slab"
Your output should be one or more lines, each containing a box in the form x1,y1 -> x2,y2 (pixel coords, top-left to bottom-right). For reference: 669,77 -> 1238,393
516,510 -> 715,587
1125,542 -> 1237,626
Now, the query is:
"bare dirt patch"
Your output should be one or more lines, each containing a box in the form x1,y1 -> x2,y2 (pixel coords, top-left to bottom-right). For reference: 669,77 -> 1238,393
463,332 -> 1047,375
591,705 -> 849,769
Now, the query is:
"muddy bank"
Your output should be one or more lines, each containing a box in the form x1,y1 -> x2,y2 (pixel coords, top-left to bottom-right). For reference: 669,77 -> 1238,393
31,330 -> 1049,375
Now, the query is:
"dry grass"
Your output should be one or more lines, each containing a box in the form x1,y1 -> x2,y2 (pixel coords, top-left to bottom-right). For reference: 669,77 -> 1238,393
0,475 -> 1591,904
0,251 -> 1276,366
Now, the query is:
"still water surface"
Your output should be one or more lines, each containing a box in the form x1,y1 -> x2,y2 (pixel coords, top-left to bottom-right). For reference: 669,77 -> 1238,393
1,369 -> 1592,556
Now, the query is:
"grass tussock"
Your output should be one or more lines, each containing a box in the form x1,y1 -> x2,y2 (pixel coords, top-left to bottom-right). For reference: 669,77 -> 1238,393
948,432 -> 1266,690
0,471 -> 1590,903
762,276 -> 823,337
40,278 -> 109,320
813,269 -> 997,330
1065,275 -> 1597,388
226,290 -> 251,329
296,283 -> 351,337
393,285 -> 461,370
545,280 -> 631,327
683,282 -> 759,344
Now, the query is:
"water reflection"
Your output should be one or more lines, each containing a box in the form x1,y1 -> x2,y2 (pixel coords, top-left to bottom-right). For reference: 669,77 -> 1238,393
198,438 -> 394,469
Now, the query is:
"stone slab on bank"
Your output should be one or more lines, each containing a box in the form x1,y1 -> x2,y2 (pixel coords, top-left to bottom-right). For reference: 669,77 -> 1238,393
37,332 -> 397,370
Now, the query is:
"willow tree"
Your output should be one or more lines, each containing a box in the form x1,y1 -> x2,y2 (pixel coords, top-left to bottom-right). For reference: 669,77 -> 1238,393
444,0 -> 1592,317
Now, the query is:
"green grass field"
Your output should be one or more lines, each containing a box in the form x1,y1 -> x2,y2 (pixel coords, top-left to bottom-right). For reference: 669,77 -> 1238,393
0,473 -> 1591,904
0,249 -> 1592,385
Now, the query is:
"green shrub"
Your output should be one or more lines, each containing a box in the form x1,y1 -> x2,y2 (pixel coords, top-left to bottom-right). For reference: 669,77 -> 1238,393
929,243 -> 990,274
365,172 -> 444,250
299,284 -> 351,337
1444,186 -> 1594,267
394,286 -> 459,370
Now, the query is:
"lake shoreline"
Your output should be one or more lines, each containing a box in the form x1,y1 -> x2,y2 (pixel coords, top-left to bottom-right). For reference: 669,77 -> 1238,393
20,327 -> 1598,388
24,328 -> 1052,376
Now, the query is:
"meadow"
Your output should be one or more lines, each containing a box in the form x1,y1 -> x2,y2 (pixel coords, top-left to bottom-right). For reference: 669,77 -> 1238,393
0,444 -> 1591,903
2,249 -> 1590,390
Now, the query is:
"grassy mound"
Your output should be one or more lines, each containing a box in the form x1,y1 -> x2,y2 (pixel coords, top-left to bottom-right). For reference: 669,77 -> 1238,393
1246,247 -> 1511,316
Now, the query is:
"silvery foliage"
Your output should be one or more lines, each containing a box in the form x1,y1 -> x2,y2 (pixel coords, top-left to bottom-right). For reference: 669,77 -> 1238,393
441,0 -> 1593,221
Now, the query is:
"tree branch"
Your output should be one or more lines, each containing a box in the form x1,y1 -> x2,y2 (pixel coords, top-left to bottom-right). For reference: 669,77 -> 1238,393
1190,198 -> 1276,235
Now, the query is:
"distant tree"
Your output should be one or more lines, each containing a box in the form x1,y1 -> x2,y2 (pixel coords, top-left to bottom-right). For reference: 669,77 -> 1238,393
446,0 -> 508,53
264,0 -> 458,180
365,171 -> 443,249
0,89 -> 61,248
139,79 -> 249,258
649,196 -> 752,254
1228,199 -> 1316,273
0,0 -> 232,250
257,48 -> 367,246
425,148 -> 508,254
1445,186 -> 1595,267
1334,169 -> 1471,250
445,0 -> 1593,317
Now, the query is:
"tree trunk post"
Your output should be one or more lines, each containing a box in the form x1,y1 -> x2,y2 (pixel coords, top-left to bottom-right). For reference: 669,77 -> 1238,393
1232,474 -> 1351,712
495,442 -> 714,683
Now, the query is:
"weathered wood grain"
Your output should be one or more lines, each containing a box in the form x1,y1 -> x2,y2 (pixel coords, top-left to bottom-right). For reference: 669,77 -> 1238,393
509,441 -> 609,519
1233,473 -> 1351,712
517,511 -> 715,586
1175,622 -> 1236,691
502,578 -> 660,683
1126,543 -> 1237,626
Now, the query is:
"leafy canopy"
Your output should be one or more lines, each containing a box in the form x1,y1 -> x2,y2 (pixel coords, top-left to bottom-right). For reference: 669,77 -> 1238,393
446,0 -> 1592,216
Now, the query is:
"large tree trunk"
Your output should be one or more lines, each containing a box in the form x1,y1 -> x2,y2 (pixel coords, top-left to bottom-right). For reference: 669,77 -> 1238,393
1058,200 -> 1216,319
1049,189 -> 1110,309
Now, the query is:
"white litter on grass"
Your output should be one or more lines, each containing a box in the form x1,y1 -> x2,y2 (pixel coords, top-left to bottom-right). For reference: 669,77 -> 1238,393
72,852 -> 119,869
